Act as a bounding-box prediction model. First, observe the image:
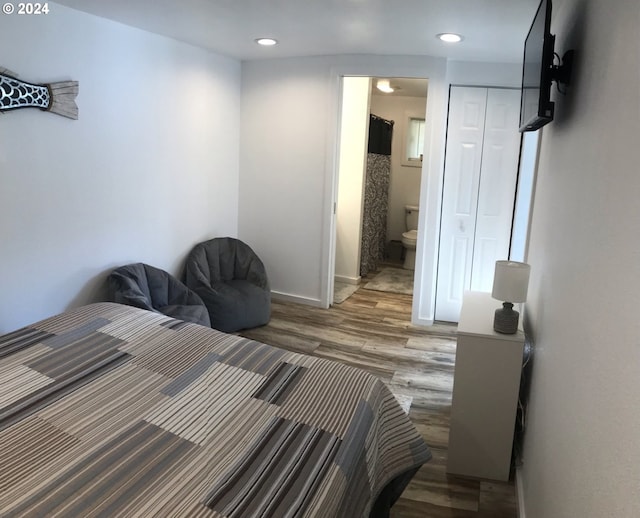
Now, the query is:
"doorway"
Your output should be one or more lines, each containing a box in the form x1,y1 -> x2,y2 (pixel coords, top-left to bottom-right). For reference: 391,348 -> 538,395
333,76 -> 428,306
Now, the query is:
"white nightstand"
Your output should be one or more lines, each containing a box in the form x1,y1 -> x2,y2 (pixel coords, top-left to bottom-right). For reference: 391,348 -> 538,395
446,291 -> 525,481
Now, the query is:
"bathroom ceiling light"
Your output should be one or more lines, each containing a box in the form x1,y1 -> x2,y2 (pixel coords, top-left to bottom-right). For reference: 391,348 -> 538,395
376,79 -> 394,93
437,33 -> 464,43
255,38 -> 278,46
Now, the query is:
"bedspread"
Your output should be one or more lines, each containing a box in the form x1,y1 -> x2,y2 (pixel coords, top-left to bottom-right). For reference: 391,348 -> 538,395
0,303 -> 430,517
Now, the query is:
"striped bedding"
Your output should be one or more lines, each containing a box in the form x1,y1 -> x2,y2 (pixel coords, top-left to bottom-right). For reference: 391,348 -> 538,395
0,302 -> 431,517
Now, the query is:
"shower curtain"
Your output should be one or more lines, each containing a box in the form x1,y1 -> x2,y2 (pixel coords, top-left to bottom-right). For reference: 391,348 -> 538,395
360,114 -> 393,277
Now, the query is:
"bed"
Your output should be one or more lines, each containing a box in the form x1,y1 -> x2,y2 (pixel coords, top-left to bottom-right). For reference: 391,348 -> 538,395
0,302 -> 431,517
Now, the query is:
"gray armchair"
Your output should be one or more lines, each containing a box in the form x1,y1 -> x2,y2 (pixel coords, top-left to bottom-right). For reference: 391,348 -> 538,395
184,237 -> 271,332
108,263 -> 211,327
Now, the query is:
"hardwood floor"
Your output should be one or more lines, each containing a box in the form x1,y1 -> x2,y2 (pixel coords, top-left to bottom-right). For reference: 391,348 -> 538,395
239,281 -> 518,518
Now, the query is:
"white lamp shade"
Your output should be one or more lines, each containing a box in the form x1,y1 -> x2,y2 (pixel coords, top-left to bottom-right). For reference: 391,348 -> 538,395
492,261 -> 531,303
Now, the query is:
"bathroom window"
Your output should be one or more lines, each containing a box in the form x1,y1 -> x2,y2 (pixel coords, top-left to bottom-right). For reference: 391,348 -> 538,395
402,114 -> 425,167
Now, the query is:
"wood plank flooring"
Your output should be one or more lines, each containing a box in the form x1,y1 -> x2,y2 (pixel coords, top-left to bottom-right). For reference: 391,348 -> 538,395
239,281 -> 518,518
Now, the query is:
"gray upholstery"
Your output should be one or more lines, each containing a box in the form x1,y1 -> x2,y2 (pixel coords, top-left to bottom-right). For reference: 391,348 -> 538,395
184,237 -> 271,332
108,263 -> 211,327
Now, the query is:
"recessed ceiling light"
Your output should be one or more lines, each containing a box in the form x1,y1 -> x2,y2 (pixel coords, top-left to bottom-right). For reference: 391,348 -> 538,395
437,33 -> 464,43
255,38 -> 278,46
376,79 -> 394,93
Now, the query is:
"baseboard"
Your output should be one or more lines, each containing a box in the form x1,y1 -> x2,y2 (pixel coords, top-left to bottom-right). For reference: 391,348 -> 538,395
334,275 -> 361,285
515,466 -> 526,518
271,291 -> 324,307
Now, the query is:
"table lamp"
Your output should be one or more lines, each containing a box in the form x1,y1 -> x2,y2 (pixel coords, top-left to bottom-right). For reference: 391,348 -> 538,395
491,261 -> 531,334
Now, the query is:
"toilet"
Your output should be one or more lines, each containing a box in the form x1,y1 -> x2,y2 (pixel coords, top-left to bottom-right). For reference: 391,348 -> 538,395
401,205 -> 419,270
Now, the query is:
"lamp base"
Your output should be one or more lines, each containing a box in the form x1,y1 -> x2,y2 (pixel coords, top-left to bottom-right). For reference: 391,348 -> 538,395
494,302 -> 519,334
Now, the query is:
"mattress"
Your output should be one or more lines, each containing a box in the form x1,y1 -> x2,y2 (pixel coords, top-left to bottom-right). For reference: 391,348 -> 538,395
0,302 -> 431,517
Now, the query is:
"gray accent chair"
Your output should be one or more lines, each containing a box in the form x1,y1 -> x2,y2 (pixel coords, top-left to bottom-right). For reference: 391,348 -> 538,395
184,237 -> 271,332
108,263 -> 211,327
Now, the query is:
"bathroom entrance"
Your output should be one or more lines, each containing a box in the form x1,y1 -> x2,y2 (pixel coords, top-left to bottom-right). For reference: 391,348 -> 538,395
332,76 -> 428,306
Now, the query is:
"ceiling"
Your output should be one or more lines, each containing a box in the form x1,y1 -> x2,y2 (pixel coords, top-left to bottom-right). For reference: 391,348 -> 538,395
53,0 -> 541,63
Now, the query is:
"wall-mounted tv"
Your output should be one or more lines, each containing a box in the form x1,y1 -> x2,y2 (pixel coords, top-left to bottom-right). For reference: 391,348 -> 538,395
519,0 -> 555,132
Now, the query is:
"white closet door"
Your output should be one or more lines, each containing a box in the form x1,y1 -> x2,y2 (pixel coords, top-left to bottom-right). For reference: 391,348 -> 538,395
470,88 -> 522,292
435,87 -> 521,322
435,87 -> 487,322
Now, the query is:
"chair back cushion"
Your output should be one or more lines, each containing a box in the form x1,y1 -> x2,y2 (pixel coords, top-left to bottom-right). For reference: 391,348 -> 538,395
108,263 -> 156,311
184,238 -> 271,332
185,238 -> 269,289
108,263 -> 210,326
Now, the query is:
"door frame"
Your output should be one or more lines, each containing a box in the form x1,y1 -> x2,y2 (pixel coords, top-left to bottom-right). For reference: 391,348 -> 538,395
321,60 -> 449,326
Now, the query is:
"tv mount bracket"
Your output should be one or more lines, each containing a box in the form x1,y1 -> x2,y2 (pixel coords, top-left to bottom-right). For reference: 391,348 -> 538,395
551,49 -> 575,87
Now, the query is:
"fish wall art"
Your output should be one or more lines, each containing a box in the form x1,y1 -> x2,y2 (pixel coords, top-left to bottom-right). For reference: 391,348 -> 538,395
0,67 -> 79,120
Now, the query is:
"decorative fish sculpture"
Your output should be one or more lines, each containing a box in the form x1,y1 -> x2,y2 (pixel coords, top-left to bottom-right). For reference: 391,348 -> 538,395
0,67 -> 79,120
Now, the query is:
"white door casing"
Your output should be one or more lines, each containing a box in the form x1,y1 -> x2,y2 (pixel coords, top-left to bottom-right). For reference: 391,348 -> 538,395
435,87 -> 521,322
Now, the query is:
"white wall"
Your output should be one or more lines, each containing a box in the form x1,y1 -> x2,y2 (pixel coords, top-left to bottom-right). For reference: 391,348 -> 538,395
520,0 -> 640,516
335,77 -> 370,285
239,56 -> 330,305
369,94 -> 427,242
446,60 -> 522,88
240,54 -> 448,310
0,4 -> 241,332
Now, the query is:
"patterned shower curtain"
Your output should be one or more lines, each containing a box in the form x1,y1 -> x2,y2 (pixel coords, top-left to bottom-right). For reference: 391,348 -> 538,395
360,114 -> 393,277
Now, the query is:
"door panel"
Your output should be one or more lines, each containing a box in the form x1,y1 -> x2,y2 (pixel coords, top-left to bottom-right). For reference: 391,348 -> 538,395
436,87 -> 521,322
470,89 -> 521,292
455,143 -> 480,215
469,237 -> 498,292
435,87 -> 487,322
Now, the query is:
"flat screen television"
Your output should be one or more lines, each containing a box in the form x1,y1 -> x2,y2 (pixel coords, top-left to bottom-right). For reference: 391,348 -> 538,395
519,0 -> 555,132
